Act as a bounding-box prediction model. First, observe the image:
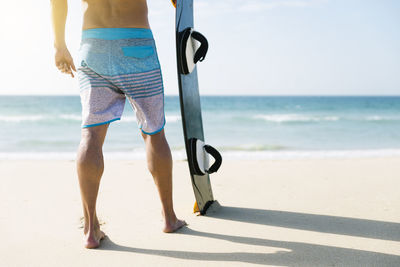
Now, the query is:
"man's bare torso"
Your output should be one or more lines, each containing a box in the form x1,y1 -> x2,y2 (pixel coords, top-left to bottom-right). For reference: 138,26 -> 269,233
82,0 -> 150,30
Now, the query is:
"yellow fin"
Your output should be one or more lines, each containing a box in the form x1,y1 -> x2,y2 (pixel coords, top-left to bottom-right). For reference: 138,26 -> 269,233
193,201 -> 199,213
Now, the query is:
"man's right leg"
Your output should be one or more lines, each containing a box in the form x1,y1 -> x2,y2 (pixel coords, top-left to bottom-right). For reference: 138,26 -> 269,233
76,124 -> 109,249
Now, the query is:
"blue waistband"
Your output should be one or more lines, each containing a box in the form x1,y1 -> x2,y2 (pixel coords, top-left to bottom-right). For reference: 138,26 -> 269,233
82,28 -> 153,40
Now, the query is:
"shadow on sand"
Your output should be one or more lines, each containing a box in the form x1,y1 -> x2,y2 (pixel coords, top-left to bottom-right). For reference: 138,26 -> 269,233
97,206 -> 400,266
206,206 -> 400,242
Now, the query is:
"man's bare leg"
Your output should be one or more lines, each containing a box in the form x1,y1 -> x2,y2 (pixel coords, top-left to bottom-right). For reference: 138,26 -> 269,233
76,124 -> 109,248
142,129 -> 187,232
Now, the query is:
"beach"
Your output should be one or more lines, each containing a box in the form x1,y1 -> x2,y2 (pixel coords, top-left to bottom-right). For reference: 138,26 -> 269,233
2,0 -> 400,264
1,157 -> 399,266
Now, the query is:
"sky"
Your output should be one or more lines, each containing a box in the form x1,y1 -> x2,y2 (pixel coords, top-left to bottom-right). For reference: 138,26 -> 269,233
0,0 -> 399,96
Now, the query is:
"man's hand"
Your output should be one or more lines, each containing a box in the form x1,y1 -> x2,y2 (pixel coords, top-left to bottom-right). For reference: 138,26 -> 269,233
54,46 -> 76,78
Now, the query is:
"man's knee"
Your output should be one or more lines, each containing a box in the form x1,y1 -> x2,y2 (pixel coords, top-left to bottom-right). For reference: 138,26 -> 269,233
78,125 -> 108,157
81,125 -> 108,144
77,127 -> 107,173
141,129 -> 165,144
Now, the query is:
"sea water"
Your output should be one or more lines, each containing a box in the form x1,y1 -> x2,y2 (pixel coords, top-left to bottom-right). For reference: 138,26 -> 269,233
1,96 -> 399,160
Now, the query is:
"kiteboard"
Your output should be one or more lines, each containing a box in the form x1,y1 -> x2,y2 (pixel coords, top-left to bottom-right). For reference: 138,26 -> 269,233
174,0 -> 222,215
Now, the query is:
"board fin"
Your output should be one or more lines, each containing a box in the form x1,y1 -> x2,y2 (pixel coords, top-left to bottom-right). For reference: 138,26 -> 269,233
193,201 -> 200,213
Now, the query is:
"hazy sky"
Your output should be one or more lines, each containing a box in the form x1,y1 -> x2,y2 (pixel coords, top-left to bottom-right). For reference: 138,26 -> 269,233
0,0 -> 399,95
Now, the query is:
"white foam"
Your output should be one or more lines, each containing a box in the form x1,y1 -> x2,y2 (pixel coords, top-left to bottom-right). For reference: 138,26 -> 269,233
0,152 -> 77,160
58,114 -> 81,121
0,114 -> 82,122
365,115 -> 400,121
0,115 -> 46,122
254,114 -> 340,123
166,115 -> 181,123
1,149 -> 400,161
220,149 -> 400,160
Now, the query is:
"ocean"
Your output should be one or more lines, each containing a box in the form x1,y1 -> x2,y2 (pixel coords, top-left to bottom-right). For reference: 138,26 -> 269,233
1,95 -> 400,160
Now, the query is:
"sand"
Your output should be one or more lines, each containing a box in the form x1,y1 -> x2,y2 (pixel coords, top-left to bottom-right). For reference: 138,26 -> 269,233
1,158 -> 399,266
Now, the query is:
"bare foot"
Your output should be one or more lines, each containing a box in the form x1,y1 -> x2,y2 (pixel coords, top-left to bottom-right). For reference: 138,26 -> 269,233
163,219 -> 187,233
84,228 -> 106,249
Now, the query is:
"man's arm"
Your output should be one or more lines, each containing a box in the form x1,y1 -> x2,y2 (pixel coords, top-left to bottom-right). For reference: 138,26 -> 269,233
50,0 -> 76,78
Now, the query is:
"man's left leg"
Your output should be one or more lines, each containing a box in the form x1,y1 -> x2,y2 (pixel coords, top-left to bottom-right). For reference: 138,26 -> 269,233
141,129 -> 187,232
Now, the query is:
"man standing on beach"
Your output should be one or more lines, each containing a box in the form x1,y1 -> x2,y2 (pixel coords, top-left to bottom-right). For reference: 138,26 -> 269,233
50,0 -> 185,249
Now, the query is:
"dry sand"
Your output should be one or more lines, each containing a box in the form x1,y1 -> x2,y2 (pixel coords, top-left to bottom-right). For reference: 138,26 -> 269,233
1,158 -> 399,266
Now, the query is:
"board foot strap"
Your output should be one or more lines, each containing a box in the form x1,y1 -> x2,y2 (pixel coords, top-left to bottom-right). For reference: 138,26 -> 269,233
189,138 -> 222,176
178,28 -> 209,75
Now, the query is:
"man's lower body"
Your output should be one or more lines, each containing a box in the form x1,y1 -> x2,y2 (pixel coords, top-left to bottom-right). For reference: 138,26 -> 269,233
76,28 -> 186,249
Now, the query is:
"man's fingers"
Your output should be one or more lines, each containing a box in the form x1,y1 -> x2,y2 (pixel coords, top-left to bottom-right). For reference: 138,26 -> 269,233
65,60 -> 75,73
59,63 -> 67,72
63,63 -> 70,73
60,64 -> 67,73
56,60 -> 75,77
64,62 -> 75,78
69,60 -> 77,72
61,63 -> 68,73
57,62 -> 67,72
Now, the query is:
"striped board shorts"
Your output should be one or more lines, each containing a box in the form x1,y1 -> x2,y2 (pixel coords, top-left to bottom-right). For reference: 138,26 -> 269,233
77,28 -> 165,135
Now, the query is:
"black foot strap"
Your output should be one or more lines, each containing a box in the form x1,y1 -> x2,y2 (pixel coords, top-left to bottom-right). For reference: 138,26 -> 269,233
189,138 -> 222,176
178,27 -> 209,75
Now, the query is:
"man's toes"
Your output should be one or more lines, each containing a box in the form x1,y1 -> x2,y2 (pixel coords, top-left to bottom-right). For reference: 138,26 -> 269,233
164,219 -> 188,233
177,219 -> 188,230
99,230 -> 106,240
